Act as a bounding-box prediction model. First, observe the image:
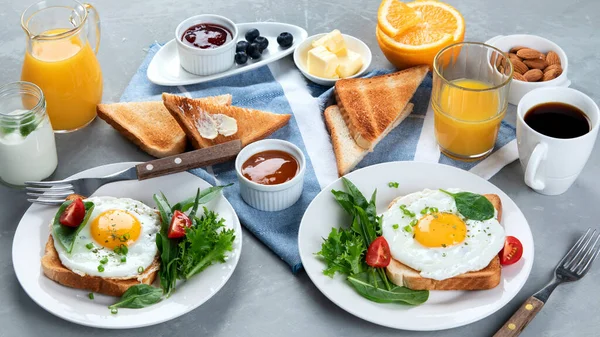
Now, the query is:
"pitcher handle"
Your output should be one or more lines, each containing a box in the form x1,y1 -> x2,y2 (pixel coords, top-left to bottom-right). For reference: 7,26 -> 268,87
84,3 -> 101,54
524,143 -> 547,191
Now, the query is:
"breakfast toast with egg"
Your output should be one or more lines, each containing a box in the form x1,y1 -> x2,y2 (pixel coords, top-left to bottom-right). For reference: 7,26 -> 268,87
162,93 -> 291,149
334,65 -> 429,150
41,195 -> 160,297
96,94 -> 232,158
386,194 -> 503,290
324,103 -> 414,176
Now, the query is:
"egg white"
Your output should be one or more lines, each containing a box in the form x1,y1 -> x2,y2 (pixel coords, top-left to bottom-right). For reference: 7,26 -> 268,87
53,196 -> 160,278
381,188 -> 505,280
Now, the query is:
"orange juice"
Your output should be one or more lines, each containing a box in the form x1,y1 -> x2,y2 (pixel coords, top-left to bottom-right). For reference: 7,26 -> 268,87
21,29 -> 102,131
432,79 -> 505,159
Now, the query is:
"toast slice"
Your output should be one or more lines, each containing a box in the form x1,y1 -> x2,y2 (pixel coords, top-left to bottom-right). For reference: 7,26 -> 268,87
386,194 -> 503,290
162,93 -> 291,149
96,94 -> 232,158
42,235 -> 160,297
324,103 -> 414,176
335,65 -> 428,149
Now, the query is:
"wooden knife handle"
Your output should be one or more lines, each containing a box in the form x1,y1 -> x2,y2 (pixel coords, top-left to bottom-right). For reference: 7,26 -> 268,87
135,140 -> 242,180
493,297 -> 544,337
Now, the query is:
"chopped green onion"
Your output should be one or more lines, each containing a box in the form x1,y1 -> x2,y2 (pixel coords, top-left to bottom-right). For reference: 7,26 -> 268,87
121,256 -> 127,263
100,257 -> 108,264
442,253 -> 447,257
420,207 -> 429,214
110,308 -> 118,314
138,266 -> 144,274
403,225 -> 411,232
410,219 -> 418,227
464,242 -> 469,245
388,182 -> 399,188
441,243 -> 447,248
392,224 -> 399,230
85,243 -> 94,250
88,293 -> 94,300
97,265 -> 105,272
431,207 -> 439,213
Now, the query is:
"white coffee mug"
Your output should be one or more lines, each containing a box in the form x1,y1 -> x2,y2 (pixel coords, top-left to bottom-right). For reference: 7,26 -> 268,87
516,87 -> 599,195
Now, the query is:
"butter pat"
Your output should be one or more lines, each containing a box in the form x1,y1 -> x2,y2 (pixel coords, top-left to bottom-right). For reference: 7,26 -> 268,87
312,29 -> 347,56
307,46 -> 339,79
336,50 -> 363,78
195,109 -> 238,139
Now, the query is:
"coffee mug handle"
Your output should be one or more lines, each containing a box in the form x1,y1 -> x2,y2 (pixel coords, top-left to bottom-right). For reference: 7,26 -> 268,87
524,143 -> 548,191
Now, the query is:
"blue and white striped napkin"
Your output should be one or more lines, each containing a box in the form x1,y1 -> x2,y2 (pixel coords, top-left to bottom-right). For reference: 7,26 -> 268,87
120,43 -> 518,273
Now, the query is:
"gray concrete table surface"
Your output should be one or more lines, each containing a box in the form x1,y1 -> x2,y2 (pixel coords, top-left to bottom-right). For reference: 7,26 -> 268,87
0,0 -> 598,336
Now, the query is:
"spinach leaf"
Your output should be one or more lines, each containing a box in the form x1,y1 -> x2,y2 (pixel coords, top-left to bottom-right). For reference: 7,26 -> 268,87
331,190 -> 355,216
178,208 -> 235,279
153,193 -> 179,296
171,184 -> 232,212
52,201 -> 95,253
19,112 -> 38,137
440,189 -> 494,221
108,284 -> 163,310
354,206 -> 377,246
347,272 -> 429,305
316,227 -> 365,277
342,177 -> 368,209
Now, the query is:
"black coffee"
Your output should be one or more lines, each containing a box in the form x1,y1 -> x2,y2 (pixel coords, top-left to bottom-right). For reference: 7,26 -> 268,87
524,102 -> 590,139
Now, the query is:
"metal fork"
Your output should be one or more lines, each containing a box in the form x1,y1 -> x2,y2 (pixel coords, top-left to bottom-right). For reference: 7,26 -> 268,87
493,228 -> 600,337
24,140 -> 242,205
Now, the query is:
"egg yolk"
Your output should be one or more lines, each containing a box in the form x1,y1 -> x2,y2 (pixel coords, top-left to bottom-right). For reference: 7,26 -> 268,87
414,212 -> 467,248
90,210 -> 141,249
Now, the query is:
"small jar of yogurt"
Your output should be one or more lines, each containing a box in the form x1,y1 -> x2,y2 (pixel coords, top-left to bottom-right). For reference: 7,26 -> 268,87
0,82 -> 57,186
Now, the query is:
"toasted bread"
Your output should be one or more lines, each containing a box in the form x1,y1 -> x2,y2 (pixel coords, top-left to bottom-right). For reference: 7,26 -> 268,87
324,103 -> 414,176
386,194 -> 503,290
335,65 -> 428,149
96,94 -> 232,158
162,93 -> 291,149
42,235 -> 160,297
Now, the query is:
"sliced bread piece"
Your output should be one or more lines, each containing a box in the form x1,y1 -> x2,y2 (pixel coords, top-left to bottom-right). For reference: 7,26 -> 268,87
96,94 -> 232,158
386,194 -> 503,290
162,93 -> 291,149
335,65 -> 428,149
324,103 -> 414,176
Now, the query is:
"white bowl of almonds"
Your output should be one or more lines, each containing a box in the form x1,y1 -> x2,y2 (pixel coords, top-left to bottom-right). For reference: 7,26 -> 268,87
486,34 -> 571,105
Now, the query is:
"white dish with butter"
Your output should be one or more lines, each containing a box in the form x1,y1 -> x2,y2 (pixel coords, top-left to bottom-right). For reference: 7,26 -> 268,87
294,32 -> 371,86
148,22 -> 307,86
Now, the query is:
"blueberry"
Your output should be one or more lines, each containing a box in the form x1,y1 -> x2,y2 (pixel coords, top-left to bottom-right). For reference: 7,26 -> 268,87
254,36 -> 269,52
236,41 -> 249,53
235,52 -> 248,65
245,28 -> 260,43
277,32 -> 293,48
247,43 -> 262,59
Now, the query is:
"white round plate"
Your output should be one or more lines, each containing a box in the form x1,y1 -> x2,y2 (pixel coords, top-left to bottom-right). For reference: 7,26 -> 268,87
12,162 -> 242,329
147,22 -> 308,86
298,162 -> 534,331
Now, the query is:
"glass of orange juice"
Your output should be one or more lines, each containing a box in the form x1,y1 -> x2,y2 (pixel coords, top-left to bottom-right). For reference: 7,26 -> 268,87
431,42 -> 512,160
20,0 -> 102,132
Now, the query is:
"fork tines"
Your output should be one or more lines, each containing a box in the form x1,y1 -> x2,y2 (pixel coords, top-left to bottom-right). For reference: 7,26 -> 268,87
24,181 -> 74,205
561,228 -> 600,276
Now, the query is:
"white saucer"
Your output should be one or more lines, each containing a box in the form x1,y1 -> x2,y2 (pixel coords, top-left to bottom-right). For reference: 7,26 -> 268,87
147,22 -> 307,86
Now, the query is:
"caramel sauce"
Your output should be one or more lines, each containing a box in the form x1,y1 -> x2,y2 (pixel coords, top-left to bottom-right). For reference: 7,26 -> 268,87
241,150 -> 299,185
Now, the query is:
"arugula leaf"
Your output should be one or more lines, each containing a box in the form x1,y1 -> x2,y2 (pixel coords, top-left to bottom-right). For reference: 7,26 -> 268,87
108,284 -> 163,310
316,227 -> 365,277
440,189 -> 494,221
178,208 -> 235,279
171,184 -> 232,212
347,272 -> 429,305
52,201 -> 95,253
153,193 -> 178,296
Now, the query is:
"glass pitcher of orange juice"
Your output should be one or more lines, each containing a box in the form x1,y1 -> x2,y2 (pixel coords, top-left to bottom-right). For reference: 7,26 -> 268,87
21,0 -> 102,132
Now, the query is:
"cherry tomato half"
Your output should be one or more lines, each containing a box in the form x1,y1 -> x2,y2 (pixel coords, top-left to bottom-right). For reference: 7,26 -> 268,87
167,210 -> 192,239
499,236 -> 523,266
59,198 -> 86,227
366,236 -> 392,268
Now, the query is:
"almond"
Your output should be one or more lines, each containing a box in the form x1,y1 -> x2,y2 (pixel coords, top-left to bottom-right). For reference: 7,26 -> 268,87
512,59 -> 529,74
542,68 -> 560,81
513,72 -> 527,81
544,64 -> 563,76
523,59 -> 548,70
517,48 -> 543,60
546,51 -> 561,66
508,53 -> 522,61
510,46 -> 527,53
523,69 -> 543,82
539,54 -> 546,61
